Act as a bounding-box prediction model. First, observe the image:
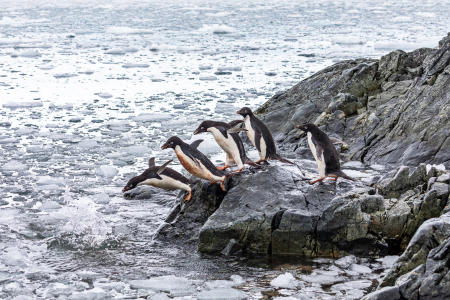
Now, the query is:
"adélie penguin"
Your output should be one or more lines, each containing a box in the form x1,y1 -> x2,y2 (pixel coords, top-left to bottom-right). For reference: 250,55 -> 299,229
193,120 -> 257,173
122,157 -> 193,202
161,136 -> 228,191
237,107 -> 294,164
296,123 -> 354,184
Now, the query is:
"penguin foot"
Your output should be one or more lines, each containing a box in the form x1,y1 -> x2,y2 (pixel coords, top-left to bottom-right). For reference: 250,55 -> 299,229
230,167 -> 244,175
327,176 -> 338,181
184,191 -> 192,202
220,181 -> 227,192
216,165 -> 229,171
309,177 -> 326,185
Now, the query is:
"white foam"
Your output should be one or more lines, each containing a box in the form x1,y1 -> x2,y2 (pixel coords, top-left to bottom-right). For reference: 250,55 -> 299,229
270,272 -> 299,289
95,165 -> 118,178
12,50 -> 42,57
105,47 -> 138,55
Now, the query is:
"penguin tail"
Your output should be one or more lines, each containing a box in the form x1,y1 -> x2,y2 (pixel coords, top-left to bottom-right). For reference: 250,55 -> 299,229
333,170 -> 355,181
273,154 -> 295,165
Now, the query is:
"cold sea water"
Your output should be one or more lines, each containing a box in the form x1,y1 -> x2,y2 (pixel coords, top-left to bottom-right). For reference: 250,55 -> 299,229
0,0 -> 449,299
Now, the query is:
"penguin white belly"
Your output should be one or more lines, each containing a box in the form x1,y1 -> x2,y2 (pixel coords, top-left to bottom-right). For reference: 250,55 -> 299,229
244,116 -> 256,147
175,146 -> 224,182
307,132 -> 326,177
208,128 -> 243,167
141,175 -> 191,192
259,136 -> 267,159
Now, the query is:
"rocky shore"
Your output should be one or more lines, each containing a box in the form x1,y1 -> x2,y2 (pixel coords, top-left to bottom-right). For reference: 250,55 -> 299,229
126,33 -> 450,298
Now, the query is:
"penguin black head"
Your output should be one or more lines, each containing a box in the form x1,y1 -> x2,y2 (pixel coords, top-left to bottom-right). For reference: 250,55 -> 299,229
161,136 -> 183,149
193,120 -> 215,135
237,107 -> 253,117
122,176 -> 143,193
296,123 -> 318,133
122,159 -> 172,193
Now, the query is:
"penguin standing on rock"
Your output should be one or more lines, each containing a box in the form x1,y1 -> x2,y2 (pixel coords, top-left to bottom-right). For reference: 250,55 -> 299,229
193,120 -> 257,173
237,107 -> 294,164
161,136 -> 228,191
122,158 -> 193,202
296,123 -> 354,184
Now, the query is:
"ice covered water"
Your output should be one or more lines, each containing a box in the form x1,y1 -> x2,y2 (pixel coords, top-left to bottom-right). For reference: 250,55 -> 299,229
0,0 -> 449,298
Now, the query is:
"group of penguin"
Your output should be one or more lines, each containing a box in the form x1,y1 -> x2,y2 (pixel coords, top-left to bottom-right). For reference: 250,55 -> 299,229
122,107 -> 353,202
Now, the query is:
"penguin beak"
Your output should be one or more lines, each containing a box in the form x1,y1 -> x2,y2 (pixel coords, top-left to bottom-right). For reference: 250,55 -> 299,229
122,186 -> 129,193
161,143 -> 168,150
193,128 -> 201,135
236,109 -> 242,115
296,125 -> 304,131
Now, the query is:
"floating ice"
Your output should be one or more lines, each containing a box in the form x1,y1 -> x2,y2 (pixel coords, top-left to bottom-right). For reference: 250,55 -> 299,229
122,145 -> 149,155
2,247 -> 30,267
36,176 -> 65,186
376,255 -> 399,269
3,101 -> 43,108
129,275 -> 194,295
106,26 -> 152,34
199,76 -> 217,81
12,50 -> 42,57
78,140 -> 98,149
134,113 -> 171,122
270,272 -> 300,289
198,24 -> 236,34
148,293 -> 170,300
335,255 -> 357,269
197,288 -> 246,300
96,92 -> 113,99
205,275 -> 244,289
105,47 -> 138,55
53,73 -> 77,78
350,264 -> 372,274
122,63 -> 149,68
2,160 -> 28,171
332,279 -> 372,290
96,165 -> 118,178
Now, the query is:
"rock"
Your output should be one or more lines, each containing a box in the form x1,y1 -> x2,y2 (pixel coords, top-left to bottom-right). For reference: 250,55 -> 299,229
256,34 -> 450,169
159,161 -> 448,258
361,286 -> 401,300
380,212 -> 450,287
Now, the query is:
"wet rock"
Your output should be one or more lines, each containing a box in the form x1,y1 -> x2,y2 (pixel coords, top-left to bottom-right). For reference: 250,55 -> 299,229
256,35 -> 450,168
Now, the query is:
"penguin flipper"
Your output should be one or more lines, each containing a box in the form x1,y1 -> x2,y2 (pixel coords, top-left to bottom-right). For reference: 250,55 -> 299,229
148,157 -> 156,168
254,130 -> 262,152
190,139 -> 204,149
228,119 -> 244,127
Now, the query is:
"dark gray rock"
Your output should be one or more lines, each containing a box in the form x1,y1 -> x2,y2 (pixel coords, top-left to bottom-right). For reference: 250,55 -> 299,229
256,33 -> 450,168
365,213 -> 450,300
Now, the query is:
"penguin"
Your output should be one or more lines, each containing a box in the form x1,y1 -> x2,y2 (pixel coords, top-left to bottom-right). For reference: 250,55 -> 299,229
296,123 -> 354,184
161,136 -> 227,191
236,107 -> 294,164
122,158 -> 192,202
193,120 -> 257,173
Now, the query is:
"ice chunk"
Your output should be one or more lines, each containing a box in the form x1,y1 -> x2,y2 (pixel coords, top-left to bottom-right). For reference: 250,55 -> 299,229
270,272 -> 299,289
13,50 -> 41,57
335,255 -> 357,269
129,275 -> 194,295
376,255 -> 399,269
3,101 -> 43,108
2,160 -> 28,171
36,176 -> 65,186
350,263 -> 372,274
332,279 -> 372,290
134,113 -> 171,122
53,73 -> 77,78
106,26 -> 152,34
96,166 -> 118,178
198,24 -> 236,34
105,47 -> 138,55
199,76 -> 217,81
197,288 -> 246,300
148,293 -> 170,300
122,63 -> 149,68
95,92 -> 112,99
78,140 -> 98,149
